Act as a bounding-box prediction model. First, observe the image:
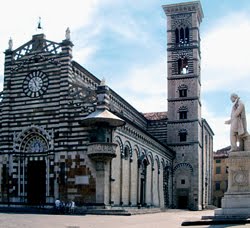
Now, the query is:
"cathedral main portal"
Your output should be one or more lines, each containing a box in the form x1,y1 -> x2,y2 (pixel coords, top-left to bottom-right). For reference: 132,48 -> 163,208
10,126 -> 54,205
27,160 -> 46,205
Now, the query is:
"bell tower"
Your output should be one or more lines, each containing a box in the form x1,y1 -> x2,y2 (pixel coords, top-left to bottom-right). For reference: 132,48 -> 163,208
163,1 -> 204,210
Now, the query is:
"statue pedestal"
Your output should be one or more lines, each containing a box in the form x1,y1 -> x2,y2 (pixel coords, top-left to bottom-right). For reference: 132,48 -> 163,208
215,150 -> 250,217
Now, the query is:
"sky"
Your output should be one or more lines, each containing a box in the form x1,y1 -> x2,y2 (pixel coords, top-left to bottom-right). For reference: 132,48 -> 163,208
1,0 -> 250,151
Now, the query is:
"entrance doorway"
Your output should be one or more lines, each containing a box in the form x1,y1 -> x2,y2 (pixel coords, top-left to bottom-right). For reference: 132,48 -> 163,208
178,195 -> 188,209
27,160 -> 46,205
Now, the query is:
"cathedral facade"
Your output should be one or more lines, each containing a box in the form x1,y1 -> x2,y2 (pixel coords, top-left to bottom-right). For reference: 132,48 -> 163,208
0,1 -> 213,210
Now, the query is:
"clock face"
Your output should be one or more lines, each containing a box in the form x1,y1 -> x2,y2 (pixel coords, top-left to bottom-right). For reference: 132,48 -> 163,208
23,71 -> 48,97
29,76 -> 43,92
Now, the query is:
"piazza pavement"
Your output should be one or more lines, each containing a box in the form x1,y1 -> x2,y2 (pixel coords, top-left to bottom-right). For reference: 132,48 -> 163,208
0,209 -> 250,228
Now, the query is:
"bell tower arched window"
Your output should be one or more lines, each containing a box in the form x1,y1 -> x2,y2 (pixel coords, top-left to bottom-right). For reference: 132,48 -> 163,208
178,84 -> 188,97
179,129 -> 187,142
178,106 -> 188,120
182,57 -> 188,74
185,27 -> 189,43
180,28 -> 184,44
175,27 -> 190,46
177,59 -> 182,74
177,56 -> 189,75
175,28 -> 179,44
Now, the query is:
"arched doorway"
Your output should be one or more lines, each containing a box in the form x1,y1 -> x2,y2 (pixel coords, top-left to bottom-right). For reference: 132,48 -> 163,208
14,126 -> 51,205
173,163 -> 193,209
138,154 -> 149,206
24,135 -> 48,205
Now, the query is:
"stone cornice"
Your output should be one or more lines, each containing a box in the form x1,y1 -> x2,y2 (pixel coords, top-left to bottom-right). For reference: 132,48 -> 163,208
168,75 -> 201,85
162,1 -> 204,24
167,119 -> 199,124
167,141 -> 202,148
168,96 -> 200,102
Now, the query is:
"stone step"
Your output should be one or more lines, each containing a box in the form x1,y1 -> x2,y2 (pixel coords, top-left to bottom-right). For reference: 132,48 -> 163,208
0,205 -> 164,216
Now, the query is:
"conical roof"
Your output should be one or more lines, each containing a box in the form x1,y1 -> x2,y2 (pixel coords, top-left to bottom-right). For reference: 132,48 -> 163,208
80,109 -> 125,128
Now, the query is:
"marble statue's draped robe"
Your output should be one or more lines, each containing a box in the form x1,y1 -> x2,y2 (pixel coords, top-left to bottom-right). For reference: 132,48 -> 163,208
230,98 -> 247,136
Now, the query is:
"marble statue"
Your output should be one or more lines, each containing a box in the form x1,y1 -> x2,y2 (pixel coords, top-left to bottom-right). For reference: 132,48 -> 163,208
100,78 -> 106,86
8,37 -> 13,50
225,93 -> 248,151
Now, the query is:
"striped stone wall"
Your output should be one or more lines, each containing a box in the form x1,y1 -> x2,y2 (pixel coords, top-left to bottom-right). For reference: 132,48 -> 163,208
0,33 -> 174,208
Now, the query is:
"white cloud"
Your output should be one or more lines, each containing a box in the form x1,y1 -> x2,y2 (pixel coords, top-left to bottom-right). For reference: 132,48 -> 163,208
0,0 -> 98,42
202,100 -> 230,151
73,46 -> 98,66
124,93 -> 167,113
200,11 -> 250,150
0,0 -> 101,77
202,12 -> 250,92
209,117 -> 230,151
119,61 -> 166,94
72,25 -> 102,64
112,60 -> 167,112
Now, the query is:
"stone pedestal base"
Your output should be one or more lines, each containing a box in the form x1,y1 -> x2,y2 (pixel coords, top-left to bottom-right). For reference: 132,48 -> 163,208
214,150 -> 250,218
215,193 -> 250,217
215,208 -> 250,217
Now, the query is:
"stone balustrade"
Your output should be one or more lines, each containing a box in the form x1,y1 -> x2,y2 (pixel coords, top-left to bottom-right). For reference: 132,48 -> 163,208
87,142 -> 117,161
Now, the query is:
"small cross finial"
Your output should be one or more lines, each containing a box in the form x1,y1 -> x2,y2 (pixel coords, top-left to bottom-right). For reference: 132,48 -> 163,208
37,17 -> 42,30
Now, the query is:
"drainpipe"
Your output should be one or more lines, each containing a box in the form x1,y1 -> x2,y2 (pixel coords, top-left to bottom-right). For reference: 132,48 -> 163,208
171,162 -> 174,208
201,120 -> 204,209
109,160 -> 112,206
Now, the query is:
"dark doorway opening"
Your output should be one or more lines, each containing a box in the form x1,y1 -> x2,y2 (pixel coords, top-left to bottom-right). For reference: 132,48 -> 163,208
140,178 -> 145,206
218,197 -> 222,208
178,195 -> 188,209
27,160 -> 46,205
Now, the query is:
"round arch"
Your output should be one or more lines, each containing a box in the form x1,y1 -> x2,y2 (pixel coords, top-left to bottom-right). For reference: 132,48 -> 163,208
13,125 -> 52,153
173,162 -> 193,174
124,140 -> 132,159
114,135 -> 123,156
147,152 -> 154,168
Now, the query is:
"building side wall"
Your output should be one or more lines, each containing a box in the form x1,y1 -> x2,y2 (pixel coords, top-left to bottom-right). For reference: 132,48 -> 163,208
213,155 -> 228,207
111,125 -> 173,207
